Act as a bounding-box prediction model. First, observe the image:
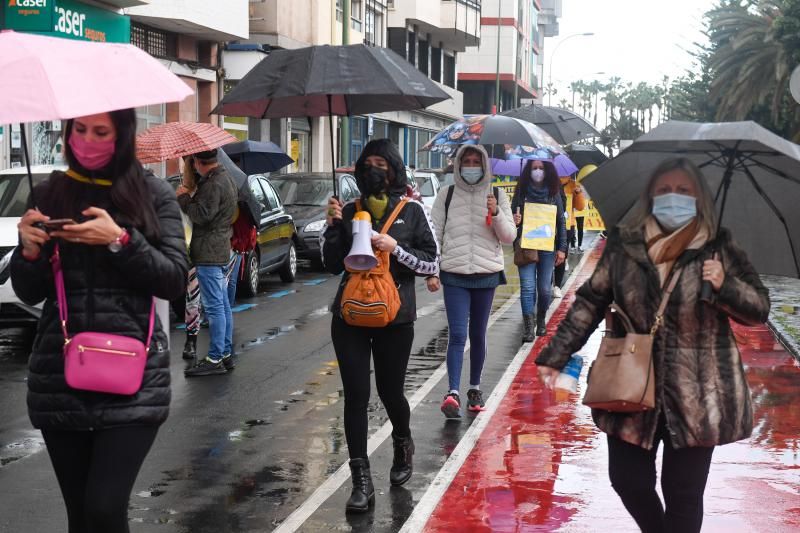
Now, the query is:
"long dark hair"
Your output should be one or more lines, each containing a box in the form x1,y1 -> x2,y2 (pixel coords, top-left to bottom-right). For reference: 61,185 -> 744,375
518,160 -> 560,197
43,109 -> 160,240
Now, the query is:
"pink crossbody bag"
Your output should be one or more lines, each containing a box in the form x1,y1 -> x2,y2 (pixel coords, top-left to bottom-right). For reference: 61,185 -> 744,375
52,245 -> 154,396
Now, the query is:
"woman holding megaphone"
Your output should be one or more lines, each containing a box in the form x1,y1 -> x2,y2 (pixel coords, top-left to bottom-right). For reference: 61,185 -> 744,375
321,139 -> 439,513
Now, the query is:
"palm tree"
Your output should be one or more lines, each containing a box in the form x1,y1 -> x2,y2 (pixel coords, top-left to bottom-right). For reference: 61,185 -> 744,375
569,80 -> 583,111
707,1 -> 791,124
588,80 -> 605,126
559,97 -> 570,110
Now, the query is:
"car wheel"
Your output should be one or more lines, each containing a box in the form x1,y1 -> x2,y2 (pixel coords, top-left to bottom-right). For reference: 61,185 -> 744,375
240,251 -> 260,297
278,242 -> 297,283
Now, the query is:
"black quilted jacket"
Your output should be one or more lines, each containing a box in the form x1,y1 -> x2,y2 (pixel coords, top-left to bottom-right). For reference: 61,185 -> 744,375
10,173 -> 188,430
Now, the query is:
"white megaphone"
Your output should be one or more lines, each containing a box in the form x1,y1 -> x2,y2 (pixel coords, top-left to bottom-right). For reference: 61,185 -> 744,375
344,211 -> 378,271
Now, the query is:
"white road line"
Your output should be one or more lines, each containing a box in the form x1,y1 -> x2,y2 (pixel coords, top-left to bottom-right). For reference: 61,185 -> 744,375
399,247 -> 595,533
275,245 -> 595,532
273,292 -> 521,533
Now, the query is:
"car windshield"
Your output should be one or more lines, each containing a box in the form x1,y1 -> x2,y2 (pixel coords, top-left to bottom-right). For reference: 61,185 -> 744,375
416,176 -> 436,197
0,174 -> 50,217
270,177 -> 332,206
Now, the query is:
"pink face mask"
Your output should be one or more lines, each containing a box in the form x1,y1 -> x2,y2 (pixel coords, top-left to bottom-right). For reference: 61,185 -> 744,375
68,133 -> 115,170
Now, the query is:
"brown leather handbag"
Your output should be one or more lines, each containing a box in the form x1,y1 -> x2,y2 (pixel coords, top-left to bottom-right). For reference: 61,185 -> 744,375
513,238 -> 538,266
582,268 -> 682,412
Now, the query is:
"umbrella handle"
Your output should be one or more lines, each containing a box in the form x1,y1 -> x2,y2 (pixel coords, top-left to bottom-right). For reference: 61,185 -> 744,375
699,251 -> 717,303
486,208 -> 492,226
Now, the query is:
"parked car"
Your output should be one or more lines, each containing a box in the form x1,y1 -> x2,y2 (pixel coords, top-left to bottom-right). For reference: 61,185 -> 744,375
409,169 -> 442,213
0,166 -> 61,322
167,173 -> 298,297
269,172 -> 359,269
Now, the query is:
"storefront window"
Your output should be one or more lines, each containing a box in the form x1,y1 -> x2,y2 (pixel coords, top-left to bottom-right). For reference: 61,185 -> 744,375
222,81 -> 248,142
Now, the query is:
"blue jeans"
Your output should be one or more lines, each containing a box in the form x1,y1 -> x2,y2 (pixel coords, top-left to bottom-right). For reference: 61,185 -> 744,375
196,265 -> 232,360
518,251 -> 556,316
225,252 -> 242,307
443,285 -> 496,392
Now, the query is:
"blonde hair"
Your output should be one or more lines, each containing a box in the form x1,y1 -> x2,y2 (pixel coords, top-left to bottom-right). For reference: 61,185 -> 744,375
623,157 -> 717,236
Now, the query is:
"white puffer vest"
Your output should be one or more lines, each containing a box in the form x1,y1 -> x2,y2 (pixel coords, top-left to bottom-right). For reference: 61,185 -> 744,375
430,145 -> 517,275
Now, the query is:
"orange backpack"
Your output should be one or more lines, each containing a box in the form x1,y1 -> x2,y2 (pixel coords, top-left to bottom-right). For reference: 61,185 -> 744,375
340,198 -> 407,327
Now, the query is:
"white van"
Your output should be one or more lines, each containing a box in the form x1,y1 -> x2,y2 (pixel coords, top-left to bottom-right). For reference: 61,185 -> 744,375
0,166 -> 63,321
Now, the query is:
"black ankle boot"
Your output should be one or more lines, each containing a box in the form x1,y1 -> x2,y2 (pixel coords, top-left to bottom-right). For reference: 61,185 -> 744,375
346,458 -> 375,513
522,314 -> 535,343
390,434 -> 414,486
536,310 -> 547,337
182,334 -> 197,360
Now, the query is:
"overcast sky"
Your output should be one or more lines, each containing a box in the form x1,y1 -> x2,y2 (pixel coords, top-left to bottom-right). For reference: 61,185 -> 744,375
543,0 -> 717,101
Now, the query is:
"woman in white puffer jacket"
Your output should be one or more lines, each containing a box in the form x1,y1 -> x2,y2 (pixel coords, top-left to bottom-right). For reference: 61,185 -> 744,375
427,145 -> 516,418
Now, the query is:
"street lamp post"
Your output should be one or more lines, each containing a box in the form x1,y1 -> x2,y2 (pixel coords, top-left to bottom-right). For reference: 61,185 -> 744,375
547,32 -> 594,106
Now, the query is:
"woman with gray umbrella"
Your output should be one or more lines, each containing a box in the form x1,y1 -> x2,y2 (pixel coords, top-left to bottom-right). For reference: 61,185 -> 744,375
535,157 -> 769,533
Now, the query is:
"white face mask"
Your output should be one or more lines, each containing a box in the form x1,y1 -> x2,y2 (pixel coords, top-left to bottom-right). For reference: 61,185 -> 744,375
461,167 -> 484,185
652,193 -> 697,231
531,169 -> 545,182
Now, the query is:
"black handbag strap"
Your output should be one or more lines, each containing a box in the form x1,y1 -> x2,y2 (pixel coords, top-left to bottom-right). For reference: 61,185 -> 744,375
608,267 -> 683,337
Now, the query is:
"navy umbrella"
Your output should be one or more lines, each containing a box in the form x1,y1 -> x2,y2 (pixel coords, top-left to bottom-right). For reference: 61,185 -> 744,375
216,148 -> 261,226
212,44 -> 451,195
222,140 -> 294,175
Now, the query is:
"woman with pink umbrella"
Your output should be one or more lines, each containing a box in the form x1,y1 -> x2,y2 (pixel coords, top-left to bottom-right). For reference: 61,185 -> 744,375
3,31 -> 192,533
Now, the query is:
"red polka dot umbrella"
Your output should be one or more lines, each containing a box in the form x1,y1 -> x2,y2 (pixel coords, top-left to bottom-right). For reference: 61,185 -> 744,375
136,122 -> 238,163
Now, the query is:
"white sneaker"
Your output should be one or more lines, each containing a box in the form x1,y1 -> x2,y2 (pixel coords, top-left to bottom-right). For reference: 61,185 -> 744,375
553,287 -> 563,298
564,261 -> 570,272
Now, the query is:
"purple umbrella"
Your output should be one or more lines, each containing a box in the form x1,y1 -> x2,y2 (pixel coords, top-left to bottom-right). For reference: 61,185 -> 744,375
490,154 -> 578,177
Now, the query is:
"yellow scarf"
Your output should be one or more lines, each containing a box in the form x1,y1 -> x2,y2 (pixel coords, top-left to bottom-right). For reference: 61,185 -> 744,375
65,169 -> 112,187
365,194 -> 388,220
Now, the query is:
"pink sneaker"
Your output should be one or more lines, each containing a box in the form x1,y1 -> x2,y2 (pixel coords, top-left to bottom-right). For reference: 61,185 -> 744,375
440,393 -> 461,419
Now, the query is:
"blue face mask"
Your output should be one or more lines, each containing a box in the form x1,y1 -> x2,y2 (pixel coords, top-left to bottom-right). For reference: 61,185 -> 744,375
461,167 -> 484,184
652,193 -> 697,231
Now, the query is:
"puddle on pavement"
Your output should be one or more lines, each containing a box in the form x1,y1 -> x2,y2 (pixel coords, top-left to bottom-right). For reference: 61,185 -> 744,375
0,433 -> 45,467
244,325 -> 295,348
405,326 -> 449,391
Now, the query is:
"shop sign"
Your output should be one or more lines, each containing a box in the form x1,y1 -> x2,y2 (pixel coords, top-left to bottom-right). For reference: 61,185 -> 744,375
4,0 -> 55,32
3,0 -> 130,43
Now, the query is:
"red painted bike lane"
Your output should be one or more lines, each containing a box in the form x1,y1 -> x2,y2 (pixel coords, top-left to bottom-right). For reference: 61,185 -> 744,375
423,244 -> 800,533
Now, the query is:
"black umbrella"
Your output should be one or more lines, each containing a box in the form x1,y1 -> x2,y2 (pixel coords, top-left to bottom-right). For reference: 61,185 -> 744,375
583,120 -> 800,280
222,140 -> 294,175
500,105 -> 601,145
566,143 -> 609,168
212,44 -> 451,195
216,148 -> 261,225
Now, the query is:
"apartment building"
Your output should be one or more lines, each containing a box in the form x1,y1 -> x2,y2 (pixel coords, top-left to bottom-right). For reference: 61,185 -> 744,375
459,0 -> 560,114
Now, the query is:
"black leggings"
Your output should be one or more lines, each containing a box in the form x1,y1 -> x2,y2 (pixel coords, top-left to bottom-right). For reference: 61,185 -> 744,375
576,217 -> 584,247
607,417 -> 714,533
42,426 -> 159,533
331,317 -> 414,459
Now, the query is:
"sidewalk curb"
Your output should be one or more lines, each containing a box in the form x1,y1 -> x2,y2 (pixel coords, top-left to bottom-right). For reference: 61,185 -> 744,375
767,317 -> 800,362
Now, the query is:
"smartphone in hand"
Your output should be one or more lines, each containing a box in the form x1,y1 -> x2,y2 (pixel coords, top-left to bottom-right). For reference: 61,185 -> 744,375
34,219 -> 77,233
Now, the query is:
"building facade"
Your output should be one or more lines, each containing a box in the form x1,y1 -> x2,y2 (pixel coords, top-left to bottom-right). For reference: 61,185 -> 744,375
459,0 -> 559,114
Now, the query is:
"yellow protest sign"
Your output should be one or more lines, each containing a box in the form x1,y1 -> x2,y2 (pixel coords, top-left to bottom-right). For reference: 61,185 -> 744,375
565,194 -> 575,229
576,199 -> 606,231
521,202 -> 557,251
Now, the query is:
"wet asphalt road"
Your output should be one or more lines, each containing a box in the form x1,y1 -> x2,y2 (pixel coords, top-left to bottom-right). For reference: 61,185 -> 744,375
0,248 -> 585,533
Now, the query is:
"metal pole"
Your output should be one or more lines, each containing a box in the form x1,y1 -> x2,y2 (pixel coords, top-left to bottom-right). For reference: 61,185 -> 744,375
340,0 -> 351,166
494,0 -> 501,114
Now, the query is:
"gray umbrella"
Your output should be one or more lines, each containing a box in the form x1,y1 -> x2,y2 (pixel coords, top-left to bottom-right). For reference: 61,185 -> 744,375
500,105 -> 600,144
583,120 -> 800,278
212,44 -> 451,195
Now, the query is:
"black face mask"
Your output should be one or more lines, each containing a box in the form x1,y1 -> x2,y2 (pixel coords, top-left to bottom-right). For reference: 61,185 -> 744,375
362,166 -> 388,195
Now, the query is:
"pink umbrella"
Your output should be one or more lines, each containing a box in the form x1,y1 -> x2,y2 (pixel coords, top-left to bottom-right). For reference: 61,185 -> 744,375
0,30 -> 192,124
136,122 -> 238,164
0,30 -> 192,205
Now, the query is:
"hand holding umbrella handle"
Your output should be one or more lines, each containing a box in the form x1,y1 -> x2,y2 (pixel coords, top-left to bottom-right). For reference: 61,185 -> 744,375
700,251 -> 717,303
